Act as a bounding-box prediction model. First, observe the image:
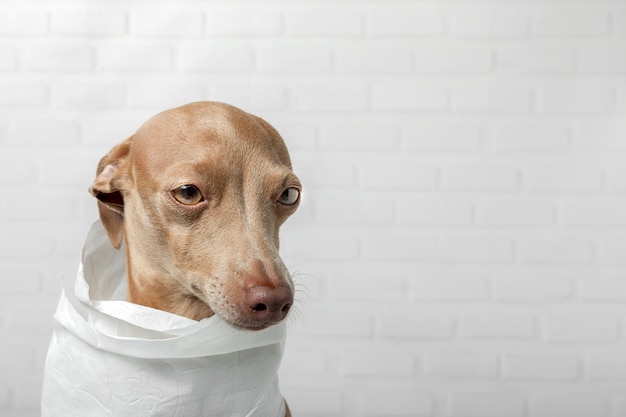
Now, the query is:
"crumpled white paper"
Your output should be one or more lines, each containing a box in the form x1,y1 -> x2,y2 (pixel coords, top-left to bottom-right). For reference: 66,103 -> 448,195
41,221 -> 287,417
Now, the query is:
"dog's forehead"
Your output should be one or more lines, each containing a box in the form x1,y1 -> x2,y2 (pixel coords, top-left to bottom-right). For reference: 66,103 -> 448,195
132,103 -> 286,165
127,103 -> 294,195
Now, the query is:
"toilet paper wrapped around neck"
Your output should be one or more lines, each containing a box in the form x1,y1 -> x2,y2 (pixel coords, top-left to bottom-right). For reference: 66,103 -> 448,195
42,221 -> 287,417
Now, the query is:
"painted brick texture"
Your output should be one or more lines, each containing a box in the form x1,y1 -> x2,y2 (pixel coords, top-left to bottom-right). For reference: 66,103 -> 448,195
1,1 -> 625,416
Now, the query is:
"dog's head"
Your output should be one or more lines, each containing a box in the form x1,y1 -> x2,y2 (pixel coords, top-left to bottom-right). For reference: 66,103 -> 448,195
89,102 -> 301,330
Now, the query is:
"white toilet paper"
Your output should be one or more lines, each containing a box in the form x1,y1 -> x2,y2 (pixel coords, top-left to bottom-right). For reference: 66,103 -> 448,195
42,221 -> 287,417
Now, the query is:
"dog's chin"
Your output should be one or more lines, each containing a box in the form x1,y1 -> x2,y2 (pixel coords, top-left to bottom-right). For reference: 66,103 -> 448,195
233,322 -> 271,331
222,316 -> 279,331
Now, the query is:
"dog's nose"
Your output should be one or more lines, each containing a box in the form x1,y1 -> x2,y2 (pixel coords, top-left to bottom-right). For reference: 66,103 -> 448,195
244,285 -> 293,324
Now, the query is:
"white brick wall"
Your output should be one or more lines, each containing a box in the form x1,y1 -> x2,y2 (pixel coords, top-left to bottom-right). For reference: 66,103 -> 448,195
0,1 -> 625,416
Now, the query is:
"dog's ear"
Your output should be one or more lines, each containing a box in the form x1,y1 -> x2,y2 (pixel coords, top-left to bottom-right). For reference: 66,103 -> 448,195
89,137 -> 133,250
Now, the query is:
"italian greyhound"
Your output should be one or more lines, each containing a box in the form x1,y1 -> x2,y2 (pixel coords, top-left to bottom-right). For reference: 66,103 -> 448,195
89,101 -> 301,415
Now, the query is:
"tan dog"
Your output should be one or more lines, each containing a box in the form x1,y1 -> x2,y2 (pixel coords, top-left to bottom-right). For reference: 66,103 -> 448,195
89,101 -> 300,415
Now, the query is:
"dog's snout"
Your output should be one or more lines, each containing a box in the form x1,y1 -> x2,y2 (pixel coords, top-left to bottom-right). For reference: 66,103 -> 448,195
244,285 -> 293,325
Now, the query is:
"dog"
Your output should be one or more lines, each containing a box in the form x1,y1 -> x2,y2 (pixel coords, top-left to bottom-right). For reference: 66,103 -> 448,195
42,102 -> 300,416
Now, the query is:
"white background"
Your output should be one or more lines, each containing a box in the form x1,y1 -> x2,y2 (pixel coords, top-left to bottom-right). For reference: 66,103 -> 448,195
1,1 -> 626,416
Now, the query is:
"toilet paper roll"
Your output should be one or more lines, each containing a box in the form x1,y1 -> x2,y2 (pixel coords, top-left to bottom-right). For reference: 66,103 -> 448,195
42,221 -> 287,417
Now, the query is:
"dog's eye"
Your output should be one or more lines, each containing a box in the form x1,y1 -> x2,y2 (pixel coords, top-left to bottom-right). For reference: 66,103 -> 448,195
171,185 -> 204,205
278,187 -> 300,206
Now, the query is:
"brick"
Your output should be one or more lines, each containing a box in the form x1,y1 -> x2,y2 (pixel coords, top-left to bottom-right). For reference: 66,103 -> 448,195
379,313 -> 456,339
317,197 -> 394,225
211,82 -> 287,111
497,46 -> 576,74
297,308 -> 373,338
494,125 -> 571,152
440,235 -> 514,263
544,314 -> 619,343
40,156 -> 95,186
286,9 -> 363,36
0,124 -> 7,143
131,10 -> 203,37
0,190 -> 78,221
582,274 -> 626,301
450,9 -> 528,38
336,47 -> 412,73
405,125 -> 483,152
81,118 -> 142,146
519,236 -> 594,264
0,47 -> 16,70
533,394 -> 610,417
617,399 -> 626,417
271,123 -> 318,150
281,389 -> 343,415
558,197 -> 626,227
280,348 -> 325,374
523,164 -> 604,192
293,83 -> 368,111
476,197 -> 554,227
14,380 -> 43,409
575,121 -> 626,152
0,268 -> 40,294
179,46 -> 253,72
0,83 -> 47,107
0,344 -> 34,371
463,313 -> 534,339
52,83 -> 125,109
411,274 -> 489,301
608,167 -> 626,192
443,163 -> 519,191
504,354 -> 579,380
533,8 -> 610,36
599,236 -> 626,265
372,83 -> 448,111
8,119 -> 80,147
449,393 -> 526,417
363,390 -> 434,416
22,45 -> 94,72
98,44 -> 173,72
427,351 -> 499,378
368,8 -> 445,36
361,233 -> 437,261
52,8 -> 126,35
282,233 -> 359,261
257,46 -> 332,73
0,158 -> 38,185
330,273 -> 407,300
316,197 -> 394,225
612,86 -> 626,112
360,163 -> 438,190
452,84 -> 531,113
205,9 -> 282,36
539,84 -> 615,113
296,162 -> 355,188
493,273 -> 573,302
580,44 -> 626,73
0,384 -> 9,408
397,197 -> 473,226
0,11 -> 48,35
343,350 -> 415,377
54,225 -> 93,257
415,47 -> 493,73
129,83 -> 205,109
615,11 -> 626,35
586,355 -> 626,379
321,123 -> 401,150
